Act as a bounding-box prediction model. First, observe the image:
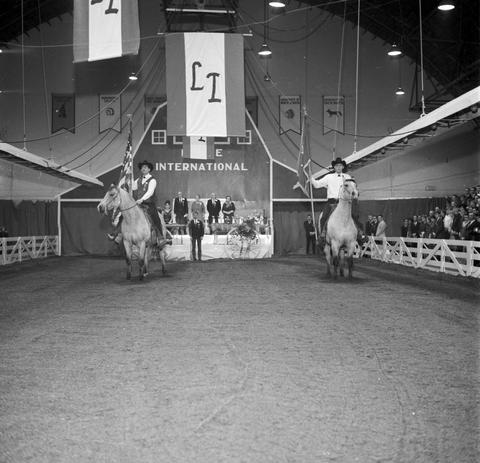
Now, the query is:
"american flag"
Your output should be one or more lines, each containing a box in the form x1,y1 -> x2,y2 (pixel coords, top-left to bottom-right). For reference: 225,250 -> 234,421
293,118 -> 311,197
118,123 -> 134,193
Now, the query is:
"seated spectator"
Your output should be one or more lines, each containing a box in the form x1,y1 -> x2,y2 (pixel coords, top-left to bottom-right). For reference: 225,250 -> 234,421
222,196 -> 235,224
0,226 -> 8,238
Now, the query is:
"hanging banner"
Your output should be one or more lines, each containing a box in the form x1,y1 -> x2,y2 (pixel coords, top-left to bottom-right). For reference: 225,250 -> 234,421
166,32 -> 245,137
182,137 -> 215,160
279,96 -> 301,135
145,95 -> 165,128
52,94 -> 75,134
323,96 -> 345,135
99,95 -> 121,133
73,0 -> 140,63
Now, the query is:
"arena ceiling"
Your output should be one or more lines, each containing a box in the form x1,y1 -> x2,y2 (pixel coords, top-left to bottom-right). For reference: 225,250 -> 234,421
0,0 -> 478,107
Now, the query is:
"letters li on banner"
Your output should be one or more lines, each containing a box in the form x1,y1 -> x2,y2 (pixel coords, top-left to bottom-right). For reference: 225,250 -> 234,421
166,33 -> 246,138
73,0 -> 140,63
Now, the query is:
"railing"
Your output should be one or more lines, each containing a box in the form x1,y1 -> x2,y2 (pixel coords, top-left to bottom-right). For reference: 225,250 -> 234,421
359,236 -> 480,278
0,236 -> 59,266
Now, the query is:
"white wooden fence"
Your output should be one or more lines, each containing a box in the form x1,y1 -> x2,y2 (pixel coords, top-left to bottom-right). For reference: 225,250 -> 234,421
359,236 -> 480,278
0,236 -> 59,266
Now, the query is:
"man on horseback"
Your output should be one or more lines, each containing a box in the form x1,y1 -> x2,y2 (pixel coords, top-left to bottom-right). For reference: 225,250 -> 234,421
311,157 -> 360,247
108,160 -> 167,248
132,160 -> 167,247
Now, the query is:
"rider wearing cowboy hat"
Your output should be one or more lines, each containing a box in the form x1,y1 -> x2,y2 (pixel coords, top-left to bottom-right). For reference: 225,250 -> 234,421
311,157 -> 353,246
108,160 -> 168,247
133,160 -> 165,243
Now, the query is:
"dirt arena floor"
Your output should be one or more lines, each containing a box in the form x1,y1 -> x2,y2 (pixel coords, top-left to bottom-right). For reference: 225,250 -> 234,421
0,255 -> 478,463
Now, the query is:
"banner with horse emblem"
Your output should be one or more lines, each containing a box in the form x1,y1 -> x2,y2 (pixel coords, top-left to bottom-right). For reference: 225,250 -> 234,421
279,96 -> 301,135
99,94 -> 121,133
73,0 -> 140,63
52,94 -> 75,134
166,33 -> 245,137
323,96 -> 345,135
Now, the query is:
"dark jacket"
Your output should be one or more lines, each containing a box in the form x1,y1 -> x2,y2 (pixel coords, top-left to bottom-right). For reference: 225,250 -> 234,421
304,220 -> 316,236
174,197 -> 188,216
188,219 -> 204,239
207,199 -> 221,216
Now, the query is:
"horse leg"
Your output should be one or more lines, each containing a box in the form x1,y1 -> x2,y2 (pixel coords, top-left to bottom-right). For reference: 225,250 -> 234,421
143,245 -> 150,277
331,242 -> 341,279
324,243 -> 332,277
339,248 -> 345,277
138,241 -> 146,280
346,243 -> 355,279
160,249 -> 166,275
124,241 -> 132,280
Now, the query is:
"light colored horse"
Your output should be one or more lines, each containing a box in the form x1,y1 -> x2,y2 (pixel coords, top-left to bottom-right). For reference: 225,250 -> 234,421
97,185 -> 166,280
320,179 -> 359,279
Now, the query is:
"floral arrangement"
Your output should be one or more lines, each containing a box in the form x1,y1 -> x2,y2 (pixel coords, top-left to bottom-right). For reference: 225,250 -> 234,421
235,217 -> 257,239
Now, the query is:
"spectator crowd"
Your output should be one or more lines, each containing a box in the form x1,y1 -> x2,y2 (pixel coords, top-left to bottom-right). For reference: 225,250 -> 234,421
397,185 -> 480,241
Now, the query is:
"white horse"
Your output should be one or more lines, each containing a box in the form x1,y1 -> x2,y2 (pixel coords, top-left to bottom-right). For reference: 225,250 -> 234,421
97,185 -> 167,280
320,179 -> 359,278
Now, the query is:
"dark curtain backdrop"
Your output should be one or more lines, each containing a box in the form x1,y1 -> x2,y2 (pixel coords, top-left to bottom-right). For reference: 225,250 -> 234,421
61,203 -> 121,256
0,200 -> 57,236
273,197 -> 447,255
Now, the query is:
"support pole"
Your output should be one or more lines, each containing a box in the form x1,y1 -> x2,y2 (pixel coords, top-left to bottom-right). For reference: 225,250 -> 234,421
57,196 -> 62,256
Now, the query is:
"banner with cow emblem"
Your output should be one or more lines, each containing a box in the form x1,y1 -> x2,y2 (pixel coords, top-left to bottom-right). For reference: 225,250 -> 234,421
323,96 -> 345,135
166,33 -> 245,137
99,94 -> 121,133
52,94 -> 75,134
73,0 -> 140,63
279,96 -> 301,135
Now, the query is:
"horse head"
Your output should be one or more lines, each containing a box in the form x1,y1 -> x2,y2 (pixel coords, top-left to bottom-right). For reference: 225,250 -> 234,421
340,179 -> 359,202
97,184 -> 121,215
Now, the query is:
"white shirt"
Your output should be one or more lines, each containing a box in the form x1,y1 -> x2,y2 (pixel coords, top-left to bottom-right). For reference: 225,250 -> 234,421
311,172 -> 352,199
132,174 -> 157,202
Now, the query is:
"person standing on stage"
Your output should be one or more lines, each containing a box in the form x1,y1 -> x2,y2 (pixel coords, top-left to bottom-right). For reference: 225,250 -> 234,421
188,216 -> 204,261
190,194 -> 206,222
222,196 -> 236,224
207,193 -> 221,224
304,214 -> 316,255
173,191 -> 188,234
310,157 -> 352,246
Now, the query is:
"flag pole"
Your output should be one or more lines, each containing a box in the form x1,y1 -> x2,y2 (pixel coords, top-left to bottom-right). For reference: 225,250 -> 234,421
304,110 -> 317,241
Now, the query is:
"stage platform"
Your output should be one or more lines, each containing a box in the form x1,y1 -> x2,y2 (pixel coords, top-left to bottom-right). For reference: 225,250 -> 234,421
163,234 -> 272,261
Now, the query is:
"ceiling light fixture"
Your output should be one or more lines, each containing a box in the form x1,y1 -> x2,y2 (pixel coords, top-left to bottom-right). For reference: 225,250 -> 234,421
395,86 -> 405,96
129,73 -> 138,81
269,1 -> 286,7
437,0 -> 455,11
258,43 -> 272,57
387,43 -> 402,56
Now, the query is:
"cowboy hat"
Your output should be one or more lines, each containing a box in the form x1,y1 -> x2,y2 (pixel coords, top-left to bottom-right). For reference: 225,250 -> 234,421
331,157 -> 347,171
137,160 -> 154,171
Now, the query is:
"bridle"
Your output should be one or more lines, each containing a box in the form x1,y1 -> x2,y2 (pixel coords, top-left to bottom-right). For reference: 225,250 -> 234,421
338,180 -> 358,203
108,187 -> 139,213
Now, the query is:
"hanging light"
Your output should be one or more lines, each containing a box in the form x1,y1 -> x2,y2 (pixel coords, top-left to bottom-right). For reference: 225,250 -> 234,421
269,1 -> 286,7
387,43 -> 402,56
437,0 -> 455,11
258,43 -> 272,57
395,86 -> 405,95
264,73 -> 271,81
129,72 -> 138,81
